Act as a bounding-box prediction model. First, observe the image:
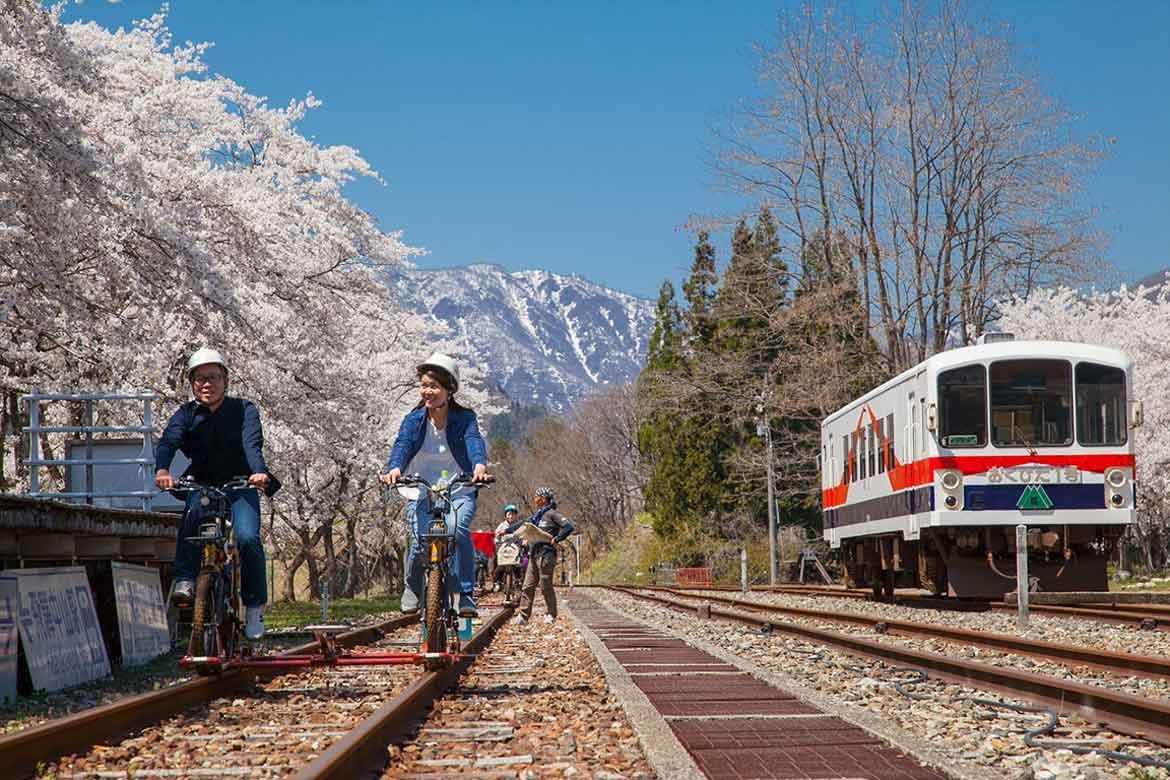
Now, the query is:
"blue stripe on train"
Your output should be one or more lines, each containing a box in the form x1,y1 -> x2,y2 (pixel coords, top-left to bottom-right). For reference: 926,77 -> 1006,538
963,484 -> 1102,511
824,483 -> 1106,528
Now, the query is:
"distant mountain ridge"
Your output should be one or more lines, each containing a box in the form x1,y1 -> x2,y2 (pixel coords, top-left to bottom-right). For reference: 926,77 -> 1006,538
387,263 -> 656,411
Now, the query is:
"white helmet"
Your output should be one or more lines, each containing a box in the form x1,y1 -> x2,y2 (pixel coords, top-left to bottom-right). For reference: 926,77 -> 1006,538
187,347 -> 227,378
416,352 -> 459,393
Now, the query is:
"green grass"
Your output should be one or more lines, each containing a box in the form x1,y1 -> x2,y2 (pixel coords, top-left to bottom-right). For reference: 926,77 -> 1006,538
264,594 -> 402,629
585,514 -> 658,585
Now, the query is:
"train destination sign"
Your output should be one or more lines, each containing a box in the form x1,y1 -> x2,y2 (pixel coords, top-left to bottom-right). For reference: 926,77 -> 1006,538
111,562 -> 170,666
1,567 -> 111,692
987,465 -> 1081,484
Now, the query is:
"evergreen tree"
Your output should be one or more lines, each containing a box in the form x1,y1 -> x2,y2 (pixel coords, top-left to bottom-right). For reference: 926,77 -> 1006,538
644,281 -> 682,372
681,231 -> 718,349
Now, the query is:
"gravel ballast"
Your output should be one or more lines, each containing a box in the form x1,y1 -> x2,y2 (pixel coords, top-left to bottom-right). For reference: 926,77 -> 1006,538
592,587 -> 1170,780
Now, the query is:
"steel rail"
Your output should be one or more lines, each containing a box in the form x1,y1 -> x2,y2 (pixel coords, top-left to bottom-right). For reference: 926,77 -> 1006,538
651,583 -> 1170,629
652,586 -> 1170,681
897,594 -> 1170,630
291,605 -> 514,780
609,586 -> 1170,748
0,614 -> 416,780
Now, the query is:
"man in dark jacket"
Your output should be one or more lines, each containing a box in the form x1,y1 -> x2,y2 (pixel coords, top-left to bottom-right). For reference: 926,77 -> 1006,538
154,347 -> 279,639
506,487 -> 574,624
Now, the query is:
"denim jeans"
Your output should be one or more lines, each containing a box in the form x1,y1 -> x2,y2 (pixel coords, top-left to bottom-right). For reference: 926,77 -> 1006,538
174,489 -> 267,607
404,492 -> 478,597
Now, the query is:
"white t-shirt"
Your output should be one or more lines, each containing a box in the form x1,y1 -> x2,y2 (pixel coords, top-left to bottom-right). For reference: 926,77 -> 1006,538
494,520 -> 510,539
406,418 -> 462,495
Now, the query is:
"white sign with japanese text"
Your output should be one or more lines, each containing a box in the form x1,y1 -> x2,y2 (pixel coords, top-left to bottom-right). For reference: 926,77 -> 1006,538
1,567 -> 111,692
0,578 -> 17,704
111,562 -> 170,665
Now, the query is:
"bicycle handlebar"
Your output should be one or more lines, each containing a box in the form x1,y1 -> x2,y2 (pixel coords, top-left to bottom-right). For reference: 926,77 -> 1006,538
394,472 -> 495,490
172,476 -> 256,496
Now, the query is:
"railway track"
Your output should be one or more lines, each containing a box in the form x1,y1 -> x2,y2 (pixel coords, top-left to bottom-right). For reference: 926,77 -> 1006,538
1,606 -> 513,780
607,585 -> 1170,750
668,582 -> 1170,630
648,586 -> 1170,681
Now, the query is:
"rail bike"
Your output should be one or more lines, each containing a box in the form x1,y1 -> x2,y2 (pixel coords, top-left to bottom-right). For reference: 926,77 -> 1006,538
178,472 -> 492,674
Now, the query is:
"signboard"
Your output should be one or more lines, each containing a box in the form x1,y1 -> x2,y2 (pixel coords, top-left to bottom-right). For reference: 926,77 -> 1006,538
65,438 -> 189,511
1,567 -> 111,692
111,562 -> 170,665
0,578 -> 17,704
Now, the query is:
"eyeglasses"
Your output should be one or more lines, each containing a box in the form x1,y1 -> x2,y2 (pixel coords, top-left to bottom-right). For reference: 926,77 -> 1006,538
192,373 -> 225,385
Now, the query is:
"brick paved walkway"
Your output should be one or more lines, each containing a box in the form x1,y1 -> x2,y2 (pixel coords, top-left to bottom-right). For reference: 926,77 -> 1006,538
568,592 -> 948,780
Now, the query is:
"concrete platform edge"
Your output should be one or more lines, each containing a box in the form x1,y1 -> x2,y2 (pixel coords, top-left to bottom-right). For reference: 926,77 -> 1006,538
562,594 -> 707,780
589,589 -> 999,780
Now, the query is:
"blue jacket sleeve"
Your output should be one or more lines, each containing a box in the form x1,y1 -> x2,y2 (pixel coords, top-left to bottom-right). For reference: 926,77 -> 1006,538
242,402 -> 269,475
385,413 -> 416,473
463,412 -> 487,468
155,406 -> 187,473
553,516 -> 576,543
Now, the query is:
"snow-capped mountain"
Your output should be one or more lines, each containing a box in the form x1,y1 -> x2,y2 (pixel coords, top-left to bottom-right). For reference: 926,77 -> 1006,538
387,264 -> 655,411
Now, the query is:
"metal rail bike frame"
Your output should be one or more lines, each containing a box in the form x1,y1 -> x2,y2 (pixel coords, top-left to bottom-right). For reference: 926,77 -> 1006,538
190,475 -> 478,671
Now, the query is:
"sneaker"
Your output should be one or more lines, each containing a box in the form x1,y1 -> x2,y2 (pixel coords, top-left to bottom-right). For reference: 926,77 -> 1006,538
514,615 -> 529,625
245,606 -> 265,640
543,614 -> 555,624
458,592 -> 478,617
401,586 -> 419,614
171,579 -> 194,607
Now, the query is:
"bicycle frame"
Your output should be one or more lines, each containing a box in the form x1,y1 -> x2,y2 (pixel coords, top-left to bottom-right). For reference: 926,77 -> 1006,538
398,472 -> 490,669
176,477 -> 249,674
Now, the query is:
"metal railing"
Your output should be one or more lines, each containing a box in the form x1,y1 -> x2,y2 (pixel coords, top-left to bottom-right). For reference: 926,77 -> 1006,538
24,392 -> 158,511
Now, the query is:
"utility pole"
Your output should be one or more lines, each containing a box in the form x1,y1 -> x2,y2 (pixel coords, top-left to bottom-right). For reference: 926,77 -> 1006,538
757,400 -> 778,586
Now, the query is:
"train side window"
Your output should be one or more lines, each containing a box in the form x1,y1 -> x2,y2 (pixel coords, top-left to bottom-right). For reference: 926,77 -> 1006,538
859,427 -> 867,480
850,430 -> 858,483
1076,362 -> 1127,446
842,434 -> 849,483
886,413 -> 895,468
938,364 -> 987,448
867,424 -> 875,476
875,417 -> 885,474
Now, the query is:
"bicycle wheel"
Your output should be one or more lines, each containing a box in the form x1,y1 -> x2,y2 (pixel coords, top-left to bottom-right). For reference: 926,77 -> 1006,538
215,572 -> 239,665
188,570 -> 221,675
423,563 -> 446,669
503,569 -> 515,604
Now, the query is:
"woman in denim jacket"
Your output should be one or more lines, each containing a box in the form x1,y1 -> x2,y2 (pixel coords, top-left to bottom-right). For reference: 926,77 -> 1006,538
379,353 -> 490,615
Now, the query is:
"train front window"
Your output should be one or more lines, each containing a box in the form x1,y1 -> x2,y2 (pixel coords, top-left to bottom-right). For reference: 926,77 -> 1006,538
990,359 -> 1072,447
1076,362 -> 1127,446
938,365 -> 987,448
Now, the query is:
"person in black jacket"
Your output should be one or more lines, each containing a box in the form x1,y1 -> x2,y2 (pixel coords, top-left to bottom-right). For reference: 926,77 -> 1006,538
506,487 -> 574,624
154,347 -> 279,640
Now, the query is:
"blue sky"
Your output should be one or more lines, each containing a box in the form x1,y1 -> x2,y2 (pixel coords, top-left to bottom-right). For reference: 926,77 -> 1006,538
66,1 -> 1169,299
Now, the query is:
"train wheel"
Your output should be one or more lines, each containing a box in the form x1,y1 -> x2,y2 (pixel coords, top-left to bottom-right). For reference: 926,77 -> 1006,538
881,569 -> 896,602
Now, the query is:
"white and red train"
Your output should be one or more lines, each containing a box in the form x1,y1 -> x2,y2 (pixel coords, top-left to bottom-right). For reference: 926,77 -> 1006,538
820,336 -> 1139,598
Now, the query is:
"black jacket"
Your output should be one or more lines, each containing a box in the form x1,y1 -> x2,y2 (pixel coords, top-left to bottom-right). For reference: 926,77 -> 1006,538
156,397 -> 280,496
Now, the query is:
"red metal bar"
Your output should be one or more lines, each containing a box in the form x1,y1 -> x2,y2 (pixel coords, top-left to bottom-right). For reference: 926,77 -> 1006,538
181,651 -> 474,669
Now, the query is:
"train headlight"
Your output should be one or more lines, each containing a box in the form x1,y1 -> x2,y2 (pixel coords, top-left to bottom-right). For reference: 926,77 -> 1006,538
937,470 -> 963,510
1105,468 -> 1127,488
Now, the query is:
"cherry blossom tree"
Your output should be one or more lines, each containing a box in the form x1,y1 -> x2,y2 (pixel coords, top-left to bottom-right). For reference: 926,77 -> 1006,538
1,2 -> 496,596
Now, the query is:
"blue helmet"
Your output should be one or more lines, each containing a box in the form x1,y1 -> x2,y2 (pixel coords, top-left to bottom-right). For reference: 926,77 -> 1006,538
503,504 -> 518,516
